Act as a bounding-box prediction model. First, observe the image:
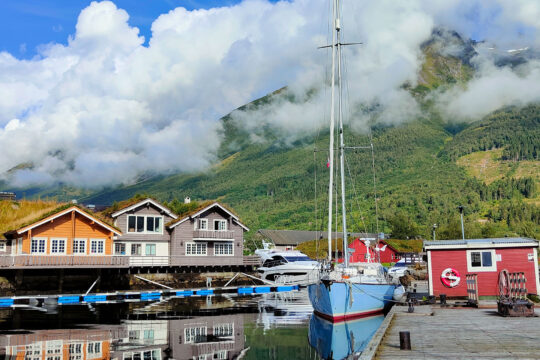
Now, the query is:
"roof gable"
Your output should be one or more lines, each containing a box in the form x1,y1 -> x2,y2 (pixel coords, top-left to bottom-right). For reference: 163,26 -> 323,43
168,202 -> 249,231
15,206 -> 121,236
111,198 -> 177,219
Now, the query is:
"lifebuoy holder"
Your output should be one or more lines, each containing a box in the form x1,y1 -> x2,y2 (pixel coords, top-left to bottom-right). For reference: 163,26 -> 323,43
441,268 -> 461,287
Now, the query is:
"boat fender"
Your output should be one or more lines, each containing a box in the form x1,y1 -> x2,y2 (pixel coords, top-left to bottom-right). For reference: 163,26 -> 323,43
441,268 -> 461,287
393,285 -> 406,301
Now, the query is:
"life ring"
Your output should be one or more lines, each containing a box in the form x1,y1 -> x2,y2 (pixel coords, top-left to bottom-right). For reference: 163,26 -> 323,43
441,268 -> 461,287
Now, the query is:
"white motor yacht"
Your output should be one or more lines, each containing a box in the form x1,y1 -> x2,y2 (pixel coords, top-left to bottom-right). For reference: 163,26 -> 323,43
255,249 -> 320,286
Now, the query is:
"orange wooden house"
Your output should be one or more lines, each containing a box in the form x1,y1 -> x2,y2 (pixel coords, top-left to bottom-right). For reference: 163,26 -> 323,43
3,206 -> 124,268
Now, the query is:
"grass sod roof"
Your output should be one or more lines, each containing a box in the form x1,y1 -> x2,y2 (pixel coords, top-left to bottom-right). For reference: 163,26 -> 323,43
0,200 -> 61,239
100,194 -> 161,217
384,239 -> 424,253
165,200 -> 243,228
3,202 -> 121,239
297,238 -> 424,260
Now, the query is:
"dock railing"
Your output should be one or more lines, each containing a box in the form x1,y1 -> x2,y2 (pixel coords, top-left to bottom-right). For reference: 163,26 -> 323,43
0,255 -> 130,268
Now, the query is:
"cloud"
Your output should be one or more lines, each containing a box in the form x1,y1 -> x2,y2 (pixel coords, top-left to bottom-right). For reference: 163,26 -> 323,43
1,0 -> 540,189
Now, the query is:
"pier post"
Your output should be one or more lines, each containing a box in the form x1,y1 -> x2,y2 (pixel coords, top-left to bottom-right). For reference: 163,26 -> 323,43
399,331 -> 411,350
57,269 -> 64,293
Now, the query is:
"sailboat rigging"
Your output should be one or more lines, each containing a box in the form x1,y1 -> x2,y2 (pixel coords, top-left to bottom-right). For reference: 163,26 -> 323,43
307,0 -> 400,322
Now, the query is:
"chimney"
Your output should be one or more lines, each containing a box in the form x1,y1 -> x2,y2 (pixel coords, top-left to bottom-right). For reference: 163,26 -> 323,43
184,197 -> 191,204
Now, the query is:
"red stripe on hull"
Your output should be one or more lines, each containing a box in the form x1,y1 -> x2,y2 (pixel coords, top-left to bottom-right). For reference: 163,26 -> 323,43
313,308 -> 384,323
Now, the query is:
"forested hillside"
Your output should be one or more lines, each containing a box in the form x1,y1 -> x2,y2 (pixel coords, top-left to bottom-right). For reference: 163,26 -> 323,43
2,32 -> 539,241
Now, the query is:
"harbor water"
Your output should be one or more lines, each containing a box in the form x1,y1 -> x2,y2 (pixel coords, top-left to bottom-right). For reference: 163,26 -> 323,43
0,288 -> 388,360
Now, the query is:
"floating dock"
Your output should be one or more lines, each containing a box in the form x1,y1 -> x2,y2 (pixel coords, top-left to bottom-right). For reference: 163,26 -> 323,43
0,284 -> 299,308
361,304 -> 540,359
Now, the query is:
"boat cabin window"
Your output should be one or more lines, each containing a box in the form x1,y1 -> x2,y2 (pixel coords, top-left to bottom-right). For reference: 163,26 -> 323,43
284,256 -> 312,262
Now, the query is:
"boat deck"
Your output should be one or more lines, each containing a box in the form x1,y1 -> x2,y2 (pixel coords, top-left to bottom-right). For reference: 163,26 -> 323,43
362,304 -> 540,359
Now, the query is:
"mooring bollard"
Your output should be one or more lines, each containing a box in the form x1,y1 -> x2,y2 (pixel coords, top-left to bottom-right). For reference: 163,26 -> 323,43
399,331 -> 411,350
440,293 -> 447,305
407,298 -> 415,313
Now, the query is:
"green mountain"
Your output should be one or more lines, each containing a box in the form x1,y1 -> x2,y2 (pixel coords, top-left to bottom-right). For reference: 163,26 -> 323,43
3,31 -> 539,241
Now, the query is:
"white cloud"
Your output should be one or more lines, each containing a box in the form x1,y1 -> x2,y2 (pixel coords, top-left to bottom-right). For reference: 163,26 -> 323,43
1,0 -> 540,189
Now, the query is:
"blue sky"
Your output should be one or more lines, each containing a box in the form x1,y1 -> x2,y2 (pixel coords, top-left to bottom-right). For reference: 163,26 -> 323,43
0,0 -> 243,58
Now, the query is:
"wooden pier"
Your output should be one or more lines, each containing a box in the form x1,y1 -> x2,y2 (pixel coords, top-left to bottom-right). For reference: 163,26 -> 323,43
362,304 -> 540,359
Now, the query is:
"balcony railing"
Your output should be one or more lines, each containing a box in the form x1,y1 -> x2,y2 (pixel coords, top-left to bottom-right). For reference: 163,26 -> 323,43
192,230 -> 235,240
0,255 -> 130,268
0,255 -> 259,268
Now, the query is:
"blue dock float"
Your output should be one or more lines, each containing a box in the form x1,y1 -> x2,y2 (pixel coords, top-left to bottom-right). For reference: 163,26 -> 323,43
83,295 -> 107,303
58,296 -> 80,304
238,287 -> 254,294
140,292 -> 161,300
254,286 -> 271,294
0,299 -> 14,307
196,289 -> 214,296
176,290 -> 194,296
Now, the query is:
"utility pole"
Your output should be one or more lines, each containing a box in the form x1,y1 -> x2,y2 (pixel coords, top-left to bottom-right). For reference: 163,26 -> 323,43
458,206 -> 465,240
432,224 -> 437,241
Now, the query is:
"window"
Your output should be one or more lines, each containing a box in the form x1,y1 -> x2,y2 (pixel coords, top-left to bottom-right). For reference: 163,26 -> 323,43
73,239 -> 86,254
87,342 -> 101,356
50,239 -> 66,254
213,323 -> 234,338
186,242 -> 207,256
90,239 -> 105,254
199,219 -> 208,230
184,326 -> 207,343
467,250 -> 497,272
215,243 -> 233,256
214,220 -> 227,231
128,215 -> 163,234
131,244 -> 142,255
214,350 -> 228,359
145,244 -> 156,256
115,243 -> 126,255
31,238 -> 46,254
0,242 -> 5,252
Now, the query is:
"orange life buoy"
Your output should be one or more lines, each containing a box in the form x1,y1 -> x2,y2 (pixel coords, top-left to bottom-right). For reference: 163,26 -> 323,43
441,268 -> 461,287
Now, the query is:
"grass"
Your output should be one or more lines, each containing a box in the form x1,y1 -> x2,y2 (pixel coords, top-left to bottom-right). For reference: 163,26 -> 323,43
0,200 -> 63,237
457,148 -> 540,195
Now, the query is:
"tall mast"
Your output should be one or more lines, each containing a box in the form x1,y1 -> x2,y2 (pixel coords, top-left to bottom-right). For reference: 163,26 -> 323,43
326,0 -> 338,262
336,0 -> 348,268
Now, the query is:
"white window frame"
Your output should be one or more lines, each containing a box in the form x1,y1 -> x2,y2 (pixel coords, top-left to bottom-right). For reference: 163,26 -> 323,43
50,238 -> 67,255
145,243 -> 156,256
184,326 -> 207,344
73,238 -> 87,255
185,242 -> 207,256
214,242 -> 234,256
213,323 -> 234,339
115,242 -> 126,255
127,215 -> 164,235
31,237 -> 47,254
199,219 -> 208,230
0,241 -> 5,252
131,243 -> 142,255
466,249 -> 497,272
214,219 -> 227,231
89,239 -> 105,255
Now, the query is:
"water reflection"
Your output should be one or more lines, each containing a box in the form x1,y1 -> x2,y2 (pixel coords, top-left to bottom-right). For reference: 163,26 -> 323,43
308,314 -> 384,360
0,289 -> 385,359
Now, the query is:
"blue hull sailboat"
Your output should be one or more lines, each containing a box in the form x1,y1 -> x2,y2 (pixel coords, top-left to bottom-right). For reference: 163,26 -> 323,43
309,312 -> 384,359
307,0 -> 397,322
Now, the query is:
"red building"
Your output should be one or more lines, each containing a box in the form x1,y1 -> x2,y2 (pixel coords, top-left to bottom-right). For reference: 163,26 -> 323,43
425,238 -> 540,297
348,239 -> 400,263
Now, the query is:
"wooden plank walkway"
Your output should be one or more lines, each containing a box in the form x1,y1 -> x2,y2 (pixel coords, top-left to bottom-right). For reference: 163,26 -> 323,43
374,305 -> 540,359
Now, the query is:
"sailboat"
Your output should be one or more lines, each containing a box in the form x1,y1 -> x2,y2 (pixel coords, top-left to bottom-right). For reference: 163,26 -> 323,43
307,0 -> 398,322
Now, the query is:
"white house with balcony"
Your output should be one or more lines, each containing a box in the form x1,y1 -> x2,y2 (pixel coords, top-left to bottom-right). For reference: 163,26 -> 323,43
111,198 -> 178,266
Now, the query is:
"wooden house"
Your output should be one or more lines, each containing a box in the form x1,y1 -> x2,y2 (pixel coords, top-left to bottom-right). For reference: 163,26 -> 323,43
348,239 -> 400,263
424,238 -> 540,297
110,198 -> 178,266
168,202 -> 249,266
2,205 -> 124,268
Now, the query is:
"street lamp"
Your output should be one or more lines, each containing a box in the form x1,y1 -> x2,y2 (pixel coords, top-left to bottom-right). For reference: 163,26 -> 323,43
458,205 -> 465,240
432,224 -> 437,241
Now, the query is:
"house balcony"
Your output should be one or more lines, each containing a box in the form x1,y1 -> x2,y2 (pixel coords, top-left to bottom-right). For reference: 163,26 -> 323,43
192,230 -> 235,241
0,255 -> 130,269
